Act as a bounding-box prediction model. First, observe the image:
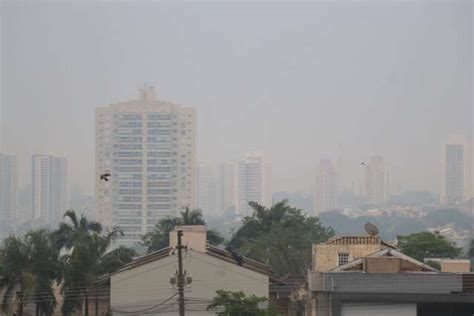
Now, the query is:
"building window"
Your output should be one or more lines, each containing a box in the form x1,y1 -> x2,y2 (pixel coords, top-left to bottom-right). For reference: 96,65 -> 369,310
338,252 -> 349,266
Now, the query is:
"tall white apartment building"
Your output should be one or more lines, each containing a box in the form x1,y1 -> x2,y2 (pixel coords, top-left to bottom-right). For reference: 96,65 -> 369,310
216,161 -> 237,212
364,155 -> 386,207
31,154 -> 69,225
0,153 -> 18,224
197,163 -> 217,215
314,159 -> 337,214
95,86 -> 196,246
443,143 -> 465,204
237,153 -> 271,216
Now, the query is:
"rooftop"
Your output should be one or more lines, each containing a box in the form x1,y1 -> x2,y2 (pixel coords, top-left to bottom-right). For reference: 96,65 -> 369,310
322,236 -> 396,249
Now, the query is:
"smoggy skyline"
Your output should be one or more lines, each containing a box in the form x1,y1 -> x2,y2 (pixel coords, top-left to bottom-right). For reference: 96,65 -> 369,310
1,1 -> 472,196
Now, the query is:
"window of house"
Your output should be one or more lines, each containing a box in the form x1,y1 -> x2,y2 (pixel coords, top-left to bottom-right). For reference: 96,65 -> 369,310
338,252 -> 349,266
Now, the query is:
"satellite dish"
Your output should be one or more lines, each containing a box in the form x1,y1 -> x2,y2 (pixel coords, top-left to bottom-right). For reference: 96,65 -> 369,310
364,222 -> 379,236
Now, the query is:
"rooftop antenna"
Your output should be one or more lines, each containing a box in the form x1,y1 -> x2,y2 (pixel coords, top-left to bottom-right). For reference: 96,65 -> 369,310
364,222 -> 379,236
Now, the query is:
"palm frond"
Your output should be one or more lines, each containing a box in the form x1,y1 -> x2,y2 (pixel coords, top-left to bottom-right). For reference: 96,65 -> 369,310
63,210 -> 79,229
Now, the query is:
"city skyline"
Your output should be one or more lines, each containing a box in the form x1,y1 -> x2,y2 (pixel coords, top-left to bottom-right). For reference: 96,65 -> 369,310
0,2 -> 473,314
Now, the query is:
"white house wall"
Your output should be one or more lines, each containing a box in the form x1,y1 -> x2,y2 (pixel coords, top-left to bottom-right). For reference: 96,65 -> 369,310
110,249 -> 269,315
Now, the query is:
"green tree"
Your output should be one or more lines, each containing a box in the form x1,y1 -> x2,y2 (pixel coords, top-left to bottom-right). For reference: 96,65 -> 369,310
228,200 -> 334,276
141,207 -> 224,253
1,229 -> 61,316
1,235 -> 32,314
424,260 -> 441,270
468,239 -> 474,258
55,210 -> 136,316
207,290 -> 279,316
397,232 -> 462,262
53,210 -> 103,251
26,229 -> 62,316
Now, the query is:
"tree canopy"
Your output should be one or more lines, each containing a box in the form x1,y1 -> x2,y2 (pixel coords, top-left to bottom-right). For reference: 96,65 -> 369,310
228,200 -> 334,276
55,210 -> 136,315
423,208 -> 473,231
1,229 -> 61,315
468,239 -> 474,258
397,231 -> 462,262
0,210 -> 138,316
141,207 -> 224,253
207,290 -> 279,316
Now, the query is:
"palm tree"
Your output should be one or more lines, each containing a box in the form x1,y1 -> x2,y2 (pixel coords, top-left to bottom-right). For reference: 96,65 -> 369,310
56,210 -> 135,316
26,229 -> 62,316
53,210 -> 103,251
52,210 -> 104,316
1,235 -> 31,315
141,207 -> 224,253
180,207 -> 205,225
1,229 -> 61,316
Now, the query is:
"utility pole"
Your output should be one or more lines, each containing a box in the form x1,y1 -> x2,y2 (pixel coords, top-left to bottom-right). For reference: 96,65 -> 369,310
177,230 -> 185,316
17,291 -> 24,316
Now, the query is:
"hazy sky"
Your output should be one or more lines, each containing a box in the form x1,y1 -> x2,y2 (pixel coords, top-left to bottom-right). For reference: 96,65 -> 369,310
1,1 -> 472,196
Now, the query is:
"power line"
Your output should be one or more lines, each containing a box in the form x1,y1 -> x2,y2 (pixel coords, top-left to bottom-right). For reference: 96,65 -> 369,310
111,292 -> 178,314
177,229 -> 186,316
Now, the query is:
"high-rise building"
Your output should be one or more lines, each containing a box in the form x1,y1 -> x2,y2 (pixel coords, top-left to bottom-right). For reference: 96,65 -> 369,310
18,185 -> 31,222
364,155 -> 386,207
237,153 -> 271,216
197,163 -> 217,215
31,154 -> 69,226
444,143 -> 464,204
0,153 -> 18,225
95,86 -> 196,246
216,162 -> 237,212
314,159 -> 337,214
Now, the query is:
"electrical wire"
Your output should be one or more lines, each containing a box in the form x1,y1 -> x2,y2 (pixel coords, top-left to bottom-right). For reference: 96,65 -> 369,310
110,292 -> 178,314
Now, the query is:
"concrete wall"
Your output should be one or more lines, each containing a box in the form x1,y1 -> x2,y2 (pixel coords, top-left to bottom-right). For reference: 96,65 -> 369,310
441,260 -> 471,273
340,303 -> 416,316
318,272 -> 463,294
169,225 -> 207,253
365,257 -> 401,273
110,250 -> 269,315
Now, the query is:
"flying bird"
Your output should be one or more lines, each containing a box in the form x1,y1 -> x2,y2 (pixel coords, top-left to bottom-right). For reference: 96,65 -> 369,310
100,173 -> 111,182
361,162 -> 366,166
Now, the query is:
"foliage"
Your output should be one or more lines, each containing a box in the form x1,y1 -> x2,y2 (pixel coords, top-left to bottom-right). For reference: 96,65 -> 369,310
424,260 -> 441,270
228,200 -> 334,276
423,208 -> 473,231
55,210 -> 136,315
25,229 -> 62,315
0,252 -> 4,278
397,232 -> 462,262
1,229 -> 61,315
207,290 -> 279,316
141,207 -> 224,253
98,246 -> 136,275
53,210 -> 103,251
468,239 -> 474,258
1,235 -> 31,313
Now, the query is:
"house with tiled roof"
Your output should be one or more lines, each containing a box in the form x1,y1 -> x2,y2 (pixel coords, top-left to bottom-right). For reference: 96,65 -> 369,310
307,235 -> 474,316
96,225 -> 272,315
